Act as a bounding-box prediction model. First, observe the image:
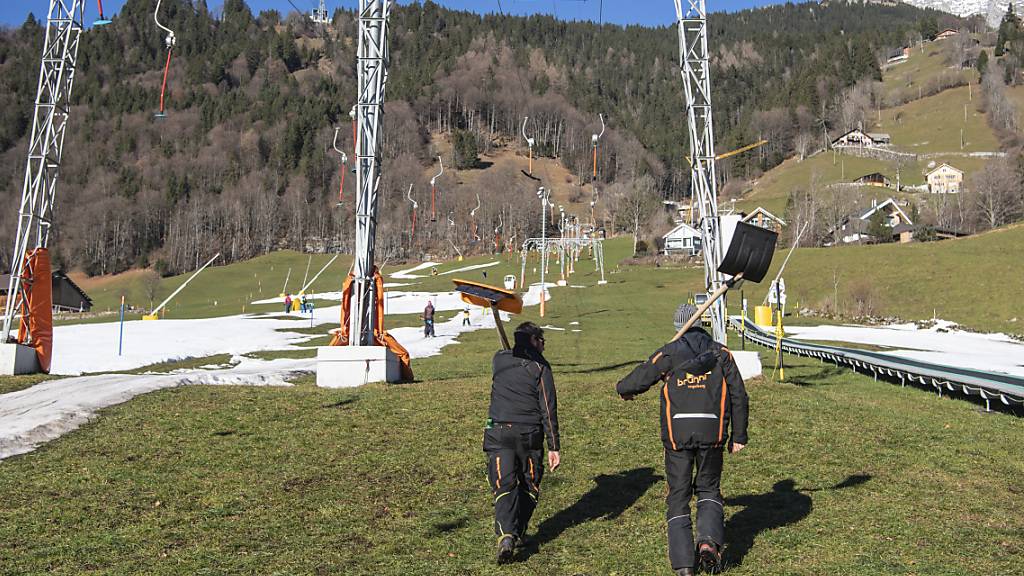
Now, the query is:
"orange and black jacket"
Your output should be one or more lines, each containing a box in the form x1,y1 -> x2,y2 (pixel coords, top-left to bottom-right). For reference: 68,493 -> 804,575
616,327 -> 748,450
488,348 -> 560,452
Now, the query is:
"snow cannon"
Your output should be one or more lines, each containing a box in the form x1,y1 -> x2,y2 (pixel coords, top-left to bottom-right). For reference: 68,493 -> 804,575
453,279 -> 523,351
671,221 -> 778,342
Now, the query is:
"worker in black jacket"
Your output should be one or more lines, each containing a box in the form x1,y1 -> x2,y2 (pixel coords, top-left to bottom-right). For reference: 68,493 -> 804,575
484,321 -> 561,564
616,303 -> 748,576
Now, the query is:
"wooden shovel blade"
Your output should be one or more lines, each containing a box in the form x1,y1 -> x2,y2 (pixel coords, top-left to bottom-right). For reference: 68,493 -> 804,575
452,278 -> 523,314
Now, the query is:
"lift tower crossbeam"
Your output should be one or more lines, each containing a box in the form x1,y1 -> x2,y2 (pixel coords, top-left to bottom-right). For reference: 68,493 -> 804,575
349,0 -> 393,346
2,0 -> 85,346
675,0 -> 726,344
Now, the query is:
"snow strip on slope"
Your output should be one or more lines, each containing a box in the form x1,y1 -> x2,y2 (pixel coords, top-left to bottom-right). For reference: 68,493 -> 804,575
785,321 -> 1024,378
0,284 -> 552,460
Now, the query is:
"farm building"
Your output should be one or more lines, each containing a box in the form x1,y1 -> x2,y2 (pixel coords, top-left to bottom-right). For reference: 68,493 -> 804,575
926,163 -> 963,194
934,28 -> 959,41
741,207 -> 787,234
828,198 -> 914,244
831,129 -> 891,148
0,271 -> 93,313
854,172 -> 892,187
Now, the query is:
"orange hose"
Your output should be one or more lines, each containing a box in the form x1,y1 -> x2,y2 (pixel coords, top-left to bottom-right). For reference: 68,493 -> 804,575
158,49 -> 173,114
431,186 -> 437,221
592,146 -> 597,178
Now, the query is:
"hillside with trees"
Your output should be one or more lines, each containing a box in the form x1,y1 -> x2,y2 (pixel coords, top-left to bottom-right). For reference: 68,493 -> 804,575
0,0 -> 960,275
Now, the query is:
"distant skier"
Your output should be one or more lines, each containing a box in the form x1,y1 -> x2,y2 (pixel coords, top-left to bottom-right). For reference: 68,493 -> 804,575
423,300 -> 435,337
283,294 -> 292,314
615,303 -> 749,576
300,294 -> 308,313
463,307 -> 471,327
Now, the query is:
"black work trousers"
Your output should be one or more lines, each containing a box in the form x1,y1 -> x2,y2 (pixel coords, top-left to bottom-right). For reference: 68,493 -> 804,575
483,423 -> 544,540
665,446 -> 725,571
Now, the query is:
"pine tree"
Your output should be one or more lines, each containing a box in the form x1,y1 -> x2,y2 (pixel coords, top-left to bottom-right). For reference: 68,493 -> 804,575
977,49 -> 989,76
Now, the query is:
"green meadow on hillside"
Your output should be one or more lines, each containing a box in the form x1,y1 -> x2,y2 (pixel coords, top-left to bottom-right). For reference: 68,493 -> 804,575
1,246 -> 1021,575
762,223 -> 1024,334
871,85 -> 998,154
879,38 -> 978,104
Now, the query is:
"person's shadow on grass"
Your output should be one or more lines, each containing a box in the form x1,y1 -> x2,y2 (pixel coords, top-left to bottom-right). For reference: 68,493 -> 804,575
723,474 -> 871,569
518,467 -> 662,560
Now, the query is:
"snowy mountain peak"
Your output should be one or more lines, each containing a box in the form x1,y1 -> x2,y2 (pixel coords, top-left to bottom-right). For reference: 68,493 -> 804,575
900,0 -> 1022,27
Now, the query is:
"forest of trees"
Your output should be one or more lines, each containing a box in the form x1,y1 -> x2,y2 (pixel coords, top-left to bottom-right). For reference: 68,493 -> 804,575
0,0 -> 960,275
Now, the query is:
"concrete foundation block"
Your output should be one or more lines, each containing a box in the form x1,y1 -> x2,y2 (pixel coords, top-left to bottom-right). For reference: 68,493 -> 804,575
316,345 -> 401,388
0,343 -> 41,376
732,351 -> 763,381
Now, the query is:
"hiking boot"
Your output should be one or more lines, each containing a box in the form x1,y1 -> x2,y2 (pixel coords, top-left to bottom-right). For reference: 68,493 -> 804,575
496,535 -> 515,564
697,541 -> 722,574
675,568 -> 695,576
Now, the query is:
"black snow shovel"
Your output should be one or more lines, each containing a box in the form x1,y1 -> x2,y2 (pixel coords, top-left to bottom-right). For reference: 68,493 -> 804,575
453,279 -> 523,350
671,221 -> 778,342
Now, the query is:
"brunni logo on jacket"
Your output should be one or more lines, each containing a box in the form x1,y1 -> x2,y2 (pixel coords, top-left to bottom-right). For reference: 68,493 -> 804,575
677,370 -> 711,389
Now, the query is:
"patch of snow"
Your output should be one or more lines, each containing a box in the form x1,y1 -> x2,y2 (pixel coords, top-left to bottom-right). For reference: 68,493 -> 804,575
541,325 -> 566,331
1,283 -> 557,460
390,261 -> 439,279
439,261 -> 500,275
785,321 -> 1024,378
0,357 -> 309,460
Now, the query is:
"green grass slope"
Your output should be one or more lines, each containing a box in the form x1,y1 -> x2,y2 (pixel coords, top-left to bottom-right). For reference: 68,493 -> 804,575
872,85 -> 998,154
735,153 -> 921,217
68,238 -> 634,324
761,223 -> 1024,334
880,39 -> 977,104
1,255 -> 1020,575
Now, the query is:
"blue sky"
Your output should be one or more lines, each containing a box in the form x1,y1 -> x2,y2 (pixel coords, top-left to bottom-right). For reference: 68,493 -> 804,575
1,1 -> 781,28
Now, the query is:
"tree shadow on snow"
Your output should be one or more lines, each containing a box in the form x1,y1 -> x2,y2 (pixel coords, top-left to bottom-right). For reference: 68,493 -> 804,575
723,474 -> 871,569
518,467 -> 661,561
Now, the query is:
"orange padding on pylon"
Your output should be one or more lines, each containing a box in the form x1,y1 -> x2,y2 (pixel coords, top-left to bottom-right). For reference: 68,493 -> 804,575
17,248 -> 53,373
328,267 -> 413,381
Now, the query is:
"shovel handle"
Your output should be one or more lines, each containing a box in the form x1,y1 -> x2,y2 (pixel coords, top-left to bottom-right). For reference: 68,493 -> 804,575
670,273 -> 744,343
492,305 -> 511,350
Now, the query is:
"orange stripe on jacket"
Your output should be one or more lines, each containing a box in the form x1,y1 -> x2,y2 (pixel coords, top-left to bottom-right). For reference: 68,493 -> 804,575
495,456 -> 502,489
718,377 -> 727,444
663,385 -> 677,450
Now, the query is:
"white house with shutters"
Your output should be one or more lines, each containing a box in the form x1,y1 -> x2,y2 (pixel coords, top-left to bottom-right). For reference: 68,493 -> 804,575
925,163 -> 963,194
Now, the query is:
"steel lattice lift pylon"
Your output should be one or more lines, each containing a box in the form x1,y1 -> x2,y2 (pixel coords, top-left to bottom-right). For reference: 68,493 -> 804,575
675,0 -> 727,344
2,1 -> 85,358
348,0 -> 393,346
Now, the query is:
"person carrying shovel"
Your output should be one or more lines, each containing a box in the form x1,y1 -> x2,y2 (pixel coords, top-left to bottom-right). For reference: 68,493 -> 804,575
616,303 -> 748,575
450,279 -> 560,565
613,221 -> 776,574
485,321 -> 560,564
